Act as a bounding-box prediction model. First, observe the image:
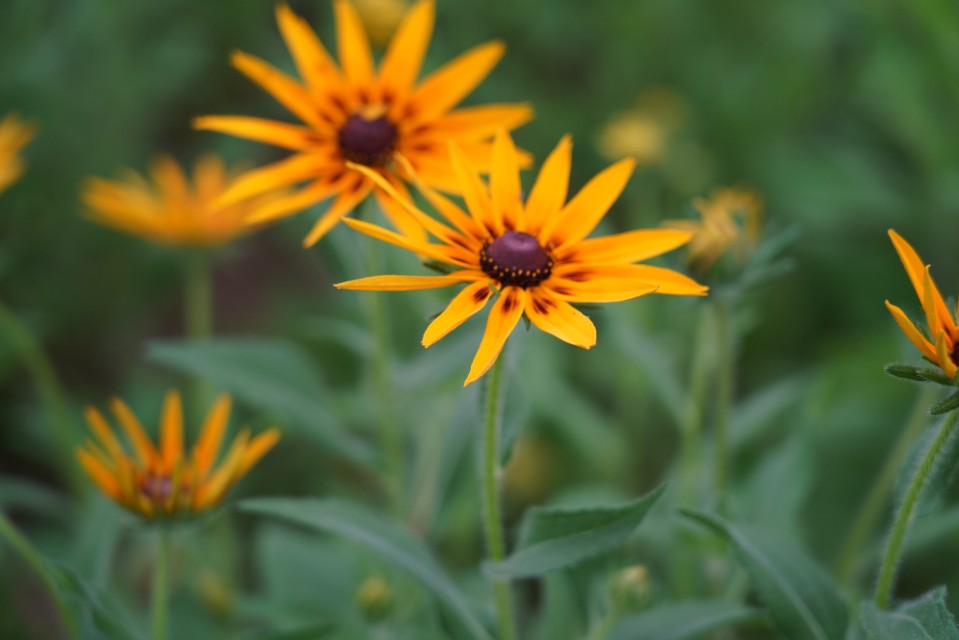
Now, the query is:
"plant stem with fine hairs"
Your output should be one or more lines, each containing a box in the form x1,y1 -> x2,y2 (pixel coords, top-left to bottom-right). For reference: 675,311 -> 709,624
152,529 -> 171,640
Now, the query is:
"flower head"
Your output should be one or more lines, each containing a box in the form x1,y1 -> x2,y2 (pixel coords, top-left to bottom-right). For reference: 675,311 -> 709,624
886,230 -> 959,380
195,0 -> 533,247
77,391 -> 280,519
596,88 -> 687,166
81,154 -> 283,247
336,131 -> 708,385
666,186 -> 763,273
0,113 -> 37,195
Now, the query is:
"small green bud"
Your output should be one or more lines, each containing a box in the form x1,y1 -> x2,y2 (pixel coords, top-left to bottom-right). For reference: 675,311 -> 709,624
356,575 -> 393,621
609,565 -> 650,613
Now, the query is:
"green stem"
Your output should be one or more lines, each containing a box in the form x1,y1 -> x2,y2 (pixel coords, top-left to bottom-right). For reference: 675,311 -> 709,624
835,385 -> 937,582
481,355 -> 516,640
0,511 -> 75,635
678,306 -> 712,506
151,529 -> 171,640
586,610 -> 620,640
0,301 -> 82,496
712,298 -> 734,494
874,407 -> 959,608
182,251 -> 213,424
362,242 -> 404,517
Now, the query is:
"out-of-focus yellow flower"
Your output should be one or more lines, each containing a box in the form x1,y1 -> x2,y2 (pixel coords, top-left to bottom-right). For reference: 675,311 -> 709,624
596,88 -> 687,166
195,0 -> 532,247
886,230 -> 959,379
77,391 -> 280,520
666,186 -> 764,273
0,113 -> 37,195
81,154 -> 285,247
356,574 -> 393,620
354,0 -> 410,47
336,131 -> 707,386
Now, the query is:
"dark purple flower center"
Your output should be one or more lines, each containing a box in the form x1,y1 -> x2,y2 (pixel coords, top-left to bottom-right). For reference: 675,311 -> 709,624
140,472 -> 174,503
339,114 -> 397,167
480,231 -> 553,288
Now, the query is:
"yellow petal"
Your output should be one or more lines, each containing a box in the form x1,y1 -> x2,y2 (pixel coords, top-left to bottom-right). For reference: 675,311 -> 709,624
159,391 -> 184,471
246,178 -> 343,225
525,135 -> 571,235
83,406 -> 126,465
303,182 -> 372,247
544,158 -> 636,249
372,179 -> 429,243
548,279 -> 658,303
449,142 -> 498,236
236,428 -> 282,478
77,448 -> 120,499
334,0 -> 374,87
422,104 -> 534,140
885,300 -> 937,361
194,116 -> 320,151
194,395 -> 233,479
195,429 -> 251,511
276,4 -> 342,93
889,229 -> 955,336
231,51 -> 324,129
556,228 -> 692,265
465,287 -> 527,386
422,281 -> 494,347
553,263 -> 707,296
490,130 -> 522,231
341,216 -> 476,266
110,397 -> 158,468
922,267 -> 949,349
525,289 -> 596,348
411,41 -> 505,122
379,0 -> 434,94
336,273 -> 480,291
217,154 -> 329,209
936,331 -> 958,378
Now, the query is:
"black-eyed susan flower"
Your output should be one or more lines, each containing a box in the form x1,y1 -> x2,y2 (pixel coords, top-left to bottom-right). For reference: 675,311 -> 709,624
194,0 -> 533,247
666,186 -> 763,273
77,391 -> 279,519
81,154 -> 285,247
0,113 -> 37,195
596,89 -> 687,166
886,230 -> 959,381
336,131 -> 708,385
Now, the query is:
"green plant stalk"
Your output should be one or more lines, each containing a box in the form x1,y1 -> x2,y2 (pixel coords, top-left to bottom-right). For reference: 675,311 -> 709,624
834,384 -> 937,582
151,529 -> 171,640
0,511 -> 75,635
481,355 -> 517,640
183,251 -> 213,426
712,298 -> 734,494
586,609 -> 621,640
678,306 -> 712,506
362,242 -> 404,517
0,301 -> 83,496
874,407 -> 959,609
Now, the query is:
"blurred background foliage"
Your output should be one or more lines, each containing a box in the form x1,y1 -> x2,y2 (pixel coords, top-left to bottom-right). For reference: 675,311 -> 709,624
3,0 -> 959,638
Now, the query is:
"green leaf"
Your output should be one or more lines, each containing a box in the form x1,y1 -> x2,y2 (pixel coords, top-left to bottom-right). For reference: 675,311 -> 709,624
240,497 -> 492,640
894,413 -> 959,516
884,364 -> 953,386
930,390 -> 959,415
240,623 -> 336,640
486,485 -> 665,578
51,564 -> 146,640
147,338 -> 373,464
682,509 -> 847,640
861,587 -> 959,639
607,600 -> 765,640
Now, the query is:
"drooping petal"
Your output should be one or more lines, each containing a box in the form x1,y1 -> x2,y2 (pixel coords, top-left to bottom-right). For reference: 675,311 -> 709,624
194,395 -> 232,478
543,158 -> 636,249
410,41 -> 505,122
231,51 -> 324,129
525,289 -> 596,348
336,273 -> 480,291
334,0 -> 375,87
159,391 -> 184,471
422,281 -> 494,347
110,397 -> 158,468
885,300 -> 937,361
556,228 -> 692,265
393,153 -> 483,239
465,287 -> 527,386
889,229 -> 955,337
373,180 -> 429,242
379,0 -> 434,95
341,216 -> 476,266
525,135 -> 571,235
490,130 -> 522,230
194,116 -> 321,151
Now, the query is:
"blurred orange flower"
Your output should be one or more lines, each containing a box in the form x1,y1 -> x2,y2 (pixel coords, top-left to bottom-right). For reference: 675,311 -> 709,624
666,186 -> 763,272
81,154 -> 283,247
195,0 -> 533,246
0,113 -> 37,195
77,391 -> 280,519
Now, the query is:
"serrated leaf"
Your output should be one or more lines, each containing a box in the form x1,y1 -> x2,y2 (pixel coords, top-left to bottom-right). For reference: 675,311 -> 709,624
607,600 -> 765,640
930,390 -> 959,415
861,586 -> 959,639
147,338 -> 372,464
240,497 -> 492,640
486,485 -> 664,578
682,509 -> 847,640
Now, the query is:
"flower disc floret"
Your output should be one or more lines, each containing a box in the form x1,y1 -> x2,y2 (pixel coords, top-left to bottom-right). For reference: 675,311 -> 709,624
480,231 -> 553,288
339,113 -> 397,167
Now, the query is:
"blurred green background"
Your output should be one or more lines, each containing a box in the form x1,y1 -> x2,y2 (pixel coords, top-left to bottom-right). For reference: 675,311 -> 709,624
3,0 -> 959,638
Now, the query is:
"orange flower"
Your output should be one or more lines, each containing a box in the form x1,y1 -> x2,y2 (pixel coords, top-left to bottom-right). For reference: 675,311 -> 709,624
77,391 -> 280,519
0,113 -> 37,195
81,154 -> 284,247
336,131 -> 707,385
886,230 -> 959,379
666,186 -> 763,272
194,0 -> 532,246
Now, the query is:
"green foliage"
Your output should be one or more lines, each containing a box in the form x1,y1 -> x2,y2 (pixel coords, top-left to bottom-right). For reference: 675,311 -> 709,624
607,600 -> 765,640
861,587 -> 959,639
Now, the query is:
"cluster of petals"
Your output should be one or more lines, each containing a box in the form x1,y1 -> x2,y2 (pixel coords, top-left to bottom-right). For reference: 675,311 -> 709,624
337,131 -> 708,385
0,112 -> 37,195
77,391 -> 280,519
195,0 -> 532,246
886,230 -> 959,379
666,186 -> 763,272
